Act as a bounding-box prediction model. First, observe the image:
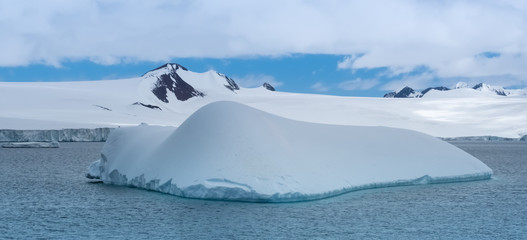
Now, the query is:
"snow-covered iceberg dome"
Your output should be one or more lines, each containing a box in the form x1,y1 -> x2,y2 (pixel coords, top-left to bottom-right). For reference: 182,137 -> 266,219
87,101 -> 492,202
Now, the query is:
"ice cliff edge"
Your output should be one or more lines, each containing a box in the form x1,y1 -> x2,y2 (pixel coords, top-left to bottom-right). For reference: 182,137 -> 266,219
0,128 -> 112,142
87,101 -> 492,202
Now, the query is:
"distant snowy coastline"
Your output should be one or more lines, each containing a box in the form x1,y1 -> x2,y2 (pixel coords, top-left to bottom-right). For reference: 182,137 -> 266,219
1,128 -> 525,142
0,128 -> 112,142
2,141 -> 60,148
1,63 -> 526,139
441,135 -> 527,142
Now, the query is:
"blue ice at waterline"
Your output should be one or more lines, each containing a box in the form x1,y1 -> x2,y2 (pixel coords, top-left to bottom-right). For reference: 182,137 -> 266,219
87,101 -> 492,202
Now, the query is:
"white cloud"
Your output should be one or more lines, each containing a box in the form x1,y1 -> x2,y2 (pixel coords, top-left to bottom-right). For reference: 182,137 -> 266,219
234,74 -> 283,88
311,82 -> 330,92
1,0 -> 527,86
337,55 -> 360,70
338,78 -> 379,90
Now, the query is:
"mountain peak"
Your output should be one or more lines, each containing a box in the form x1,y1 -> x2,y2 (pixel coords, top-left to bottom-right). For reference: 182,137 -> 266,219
384,86 -> 451,98
472,83 -> 485,90
456,82 -> 468,89
142,63 -> 187,77
472,83 -> 507,96
384,86 -> 416,98
153,63 -> 187,72
263,82 -> 275,91
216,72 -> 240,91
141,63 -> 250,103
143,63 -> 204,102
383,82 -> 519,98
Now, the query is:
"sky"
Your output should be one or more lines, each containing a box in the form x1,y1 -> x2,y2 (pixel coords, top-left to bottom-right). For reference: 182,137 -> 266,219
1,0 -> 526,97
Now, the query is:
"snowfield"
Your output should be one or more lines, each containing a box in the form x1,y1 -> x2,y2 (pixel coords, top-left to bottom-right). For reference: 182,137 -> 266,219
0,64 -> 526,138
87,101 -> 493,202
0,64 -> 510,201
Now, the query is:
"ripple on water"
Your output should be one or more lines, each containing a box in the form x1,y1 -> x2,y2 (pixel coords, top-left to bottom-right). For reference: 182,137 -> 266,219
0,141 -> 526,239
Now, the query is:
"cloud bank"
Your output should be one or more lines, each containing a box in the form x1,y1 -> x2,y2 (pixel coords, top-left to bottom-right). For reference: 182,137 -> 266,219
1,0 -> 526,86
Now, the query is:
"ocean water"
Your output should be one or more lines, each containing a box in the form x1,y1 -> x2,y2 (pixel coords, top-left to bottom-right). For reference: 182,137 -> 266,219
0,141 -> 526,239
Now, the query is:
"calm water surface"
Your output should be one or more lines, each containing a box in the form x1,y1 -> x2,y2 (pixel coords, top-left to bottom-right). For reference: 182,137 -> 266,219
1,142 -> 526,239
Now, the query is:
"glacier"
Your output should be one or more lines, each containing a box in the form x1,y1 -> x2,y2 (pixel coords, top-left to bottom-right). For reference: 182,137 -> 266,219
1,64 -> 526,138
2,141 -> 60,148
87,101 -> 492,202
0,128 -> 112,142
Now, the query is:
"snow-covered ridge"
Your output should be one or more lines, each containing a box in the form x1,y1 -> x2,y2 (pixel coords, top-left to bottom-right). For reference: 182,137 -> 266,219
1,63 -> 526,138
88,101 -> 492,202
143,63 -> 206,102
140,63 -> 260,103
384,82 -> 527,98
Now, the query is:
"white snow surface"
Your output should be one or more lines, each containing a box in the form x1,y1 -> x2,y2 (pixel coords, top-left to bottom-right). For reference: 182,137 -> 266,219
89,101 -> 492,202
455,82 -> 469,89
1,67 -> 526,138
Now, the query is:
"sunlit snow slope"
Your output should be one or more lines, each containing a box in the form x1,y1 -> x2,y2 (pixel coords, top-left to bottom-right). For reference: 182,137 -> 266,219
1,63 -> 526,138
87,101 -> 492,202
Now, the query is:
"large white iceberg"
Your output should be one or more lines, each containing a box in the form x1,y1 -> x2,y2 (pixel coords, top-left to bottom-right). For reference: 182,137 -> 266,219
87,101 -> 492,202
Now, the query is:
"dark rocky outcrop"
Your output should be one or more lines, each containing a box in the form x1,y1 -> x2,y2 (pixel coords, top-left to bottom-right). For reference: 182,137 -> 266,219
383,83 -> 511,98
217,73 -> 240,91
383,92 -> 397,98
420,86 -> 450,96
151,69 -> 205,102
145,63 -> 188,74
384,86 -> 415,98
132,102 -> 162,110
473,83 -> 507,96
94,105 -> 112,111
263,82 -> 275,91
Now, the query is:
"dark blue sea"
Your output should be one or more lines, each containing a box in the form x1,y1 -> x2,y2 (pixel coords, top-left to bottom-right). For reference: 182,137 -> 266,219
1,141 -> 526,239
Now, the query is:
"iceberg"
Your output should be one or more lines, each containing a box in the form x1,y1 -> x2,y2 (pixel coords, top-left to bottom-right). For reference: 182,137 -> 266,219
87,101 -> 492,202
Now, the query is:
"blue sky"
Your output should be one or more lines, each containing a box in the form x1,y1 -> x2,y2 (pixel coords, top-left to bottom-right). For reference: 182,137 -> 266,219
0,55 -> 396,97
1,0 -> 526,97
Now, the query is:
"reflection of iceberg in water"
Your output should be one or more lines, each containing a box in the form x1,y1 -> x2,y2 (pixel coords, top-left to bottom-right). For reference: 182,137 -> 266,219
87,101 -> 492,202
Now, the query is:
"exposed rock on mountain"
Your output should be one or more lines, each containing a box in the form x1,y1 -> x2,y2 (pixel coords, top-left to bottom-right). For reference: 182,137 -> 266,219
142,63 -> 247,103
216,72 -> 240,91
421,86 -> 450,96
132,102 -> 162,110
147,64 -> 205,102
383,86 -> 417,98
263,82 -> 275,91
384,82 -> 524,98
472,83 -> 507,96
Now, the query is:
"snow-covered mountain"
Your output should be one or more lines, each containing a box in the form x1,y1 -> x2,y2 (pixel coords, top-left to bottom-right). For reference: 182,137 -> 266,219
384,83 -> 526,98
383,86 -> 450,98
141,63 -> 255,103
1,63 -> 526,138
